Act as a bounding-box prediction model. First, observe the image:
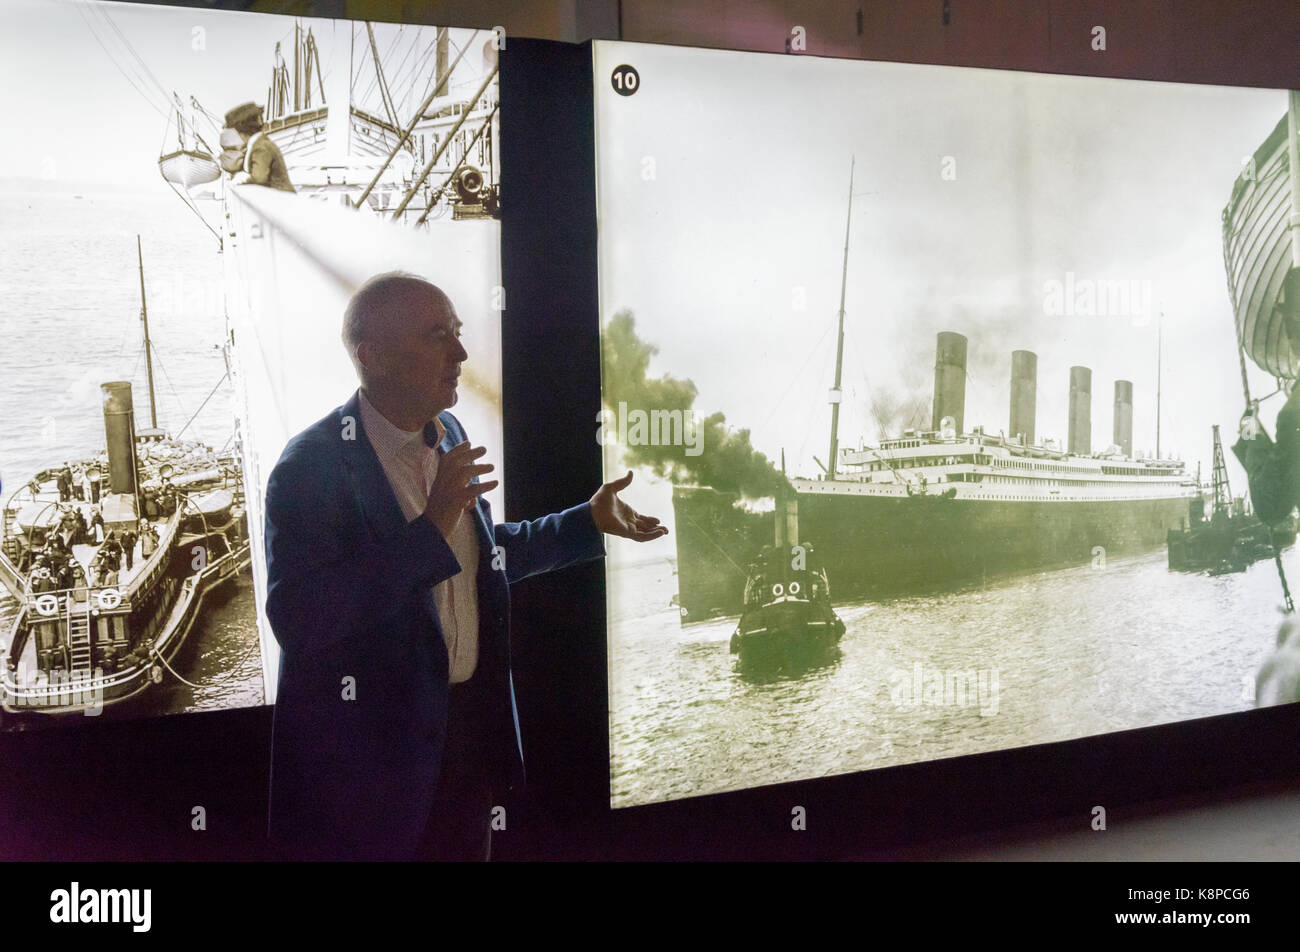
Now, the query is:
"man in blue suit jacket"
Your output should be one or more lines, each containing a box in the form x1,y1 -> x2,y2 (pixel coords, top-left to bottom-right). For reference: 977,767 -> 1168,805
264,273 -> 665,860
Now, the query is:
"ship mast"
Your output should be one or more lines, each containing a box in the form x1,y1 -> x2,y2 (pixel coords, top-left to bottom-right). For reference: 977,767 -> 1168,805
1155,308 -> 1162,459
137,235 -> 158,429
827,157 -> 853,480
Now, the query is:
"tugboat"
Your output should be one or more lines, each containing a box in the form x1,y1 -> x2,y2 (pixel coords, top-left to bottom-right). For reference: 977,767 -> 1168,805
0,240 -> 250,715
729,492 -> 845,671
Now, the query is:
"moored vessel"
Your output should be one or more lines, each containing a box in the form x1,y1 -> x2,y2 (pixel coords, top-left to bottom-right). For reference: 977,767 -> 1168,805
0,242 -> 250,715
1167,425 -> 1297,574
0,387 -> 249,714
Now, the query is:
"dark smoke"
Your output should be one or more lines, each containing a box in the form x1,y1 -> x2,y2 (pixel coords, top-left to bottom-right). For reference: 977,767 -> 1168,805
862,293 -> 1034,440
602,310 -> 790,497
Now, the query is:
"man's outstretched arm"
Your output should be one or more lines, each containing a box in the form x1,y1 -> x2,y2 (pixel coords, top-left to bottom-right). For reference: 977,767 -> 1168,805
493,502 -> 604,585
492,470 -> 667,585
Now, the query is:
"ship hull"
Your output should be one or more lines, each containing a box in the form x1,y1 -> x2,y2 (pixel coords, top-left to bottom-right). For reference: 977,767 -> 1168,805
730,599 -> 844,670
674,487 -> 1192,620
0,436 -> 252,716
1,522 -> 250,715
222,180 -> 502,700
1,540 -> 248,715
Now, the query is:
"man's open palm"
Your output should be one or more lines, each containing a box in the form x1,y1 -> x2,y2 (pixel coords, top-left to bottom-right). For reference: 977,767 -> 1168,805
590,470 -> 669,542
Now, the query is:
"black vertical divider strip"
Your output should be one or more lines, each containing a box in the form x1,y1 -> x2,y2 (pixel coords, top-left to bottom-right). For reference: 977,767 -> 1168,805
498,38 -> 610,859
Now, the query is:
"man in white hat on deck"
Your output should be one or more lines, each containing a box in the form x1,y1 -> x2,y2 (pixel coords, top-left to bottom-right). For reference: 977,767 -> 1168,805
222,101 -> 295,193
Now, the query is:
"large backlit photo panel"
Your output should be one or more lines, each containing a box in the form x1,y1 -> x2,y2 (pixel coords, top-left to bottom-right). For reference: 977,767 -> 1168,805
0,0 -> 502,722
593,39 -> 1299,808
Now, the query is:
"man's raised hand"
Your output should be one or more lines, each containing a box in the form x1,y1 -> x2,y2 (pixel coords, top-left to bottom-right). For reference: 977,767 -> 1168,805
423,442 -> 497,539
589,470 -> 669,542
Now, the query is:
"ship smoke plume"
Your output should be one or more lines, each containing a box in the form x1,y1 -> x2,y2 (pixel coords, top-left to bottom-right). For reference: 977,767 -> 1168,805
602,311 -> 790,497
868,387 -> 928,438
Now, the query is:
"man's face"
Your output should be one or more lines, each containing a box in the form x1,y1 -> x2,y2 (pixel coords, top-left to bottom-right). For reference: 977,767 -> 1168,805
365,286 -> 468,418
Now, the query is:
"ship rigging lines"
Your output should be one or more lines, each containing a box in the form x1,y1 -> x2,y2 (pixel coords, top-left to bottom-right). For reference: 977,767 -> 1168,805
74,0 -> 223,244
73,0 -> 172,121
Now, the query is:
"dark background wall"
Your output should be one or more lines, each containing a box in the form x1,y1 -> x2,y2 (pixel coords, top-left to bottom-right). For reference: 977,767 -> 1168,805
278,0 -> 1300,92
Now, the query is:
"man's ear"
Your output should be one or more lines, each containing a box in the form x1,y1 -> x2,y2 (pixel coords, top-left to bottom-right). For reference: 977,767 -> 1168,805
356,339 -> 382,377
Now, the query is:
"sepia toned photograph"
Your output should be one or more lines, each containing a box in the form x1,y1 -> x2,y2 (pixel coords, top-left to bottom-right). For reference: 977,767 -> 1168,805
593,40 -> 1300,808
0,0 -> 502,725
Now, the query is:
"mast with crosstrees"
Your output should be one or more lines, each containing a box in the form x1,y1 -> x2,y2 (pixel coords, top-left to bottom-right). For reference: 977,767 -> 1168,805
826,158 -> 853,480
137,235 -> 158,430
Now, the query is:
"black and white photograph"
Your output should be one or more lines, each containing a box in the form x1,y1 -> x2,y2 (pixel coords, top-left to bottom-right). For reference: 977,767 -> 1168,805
0,0 -> 502,725
593,39 -> 1300,808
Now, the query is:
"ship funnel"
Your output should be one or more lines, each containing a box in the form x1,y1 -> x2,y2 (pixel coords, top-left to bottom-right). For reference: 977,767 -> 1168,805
101,381 -> 138,496
774,487 -> 799,550
1113,379 -> 1133,457
932,332 -> 967,436
1009,350 -> 1037,445
1068,366 -> 1092,456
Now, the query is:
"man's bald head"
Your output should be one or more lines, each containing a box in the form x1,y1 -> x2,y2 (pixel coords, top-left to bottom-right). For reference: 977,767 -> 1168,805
342,272 -> 468,427
342,272 -> 453,382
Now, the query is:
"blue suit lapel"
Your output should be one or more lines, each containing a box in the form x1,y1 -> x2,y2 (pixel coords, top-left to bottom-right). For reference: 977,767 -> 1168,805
338,395 -> 495,565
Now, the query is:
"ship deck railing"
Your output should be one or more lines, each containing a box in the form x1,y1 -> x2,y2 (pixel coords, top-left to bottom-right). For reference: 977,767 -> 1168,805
853,435 -> 1186,471
15,508 -> 181,610
874,430 -> 1071,459
21,582 -> 134,614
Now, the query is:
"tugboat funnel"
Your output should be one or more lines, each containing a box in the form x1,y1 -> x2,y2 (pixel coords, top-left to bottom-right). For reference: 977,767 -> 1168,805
774,489 -> 799,551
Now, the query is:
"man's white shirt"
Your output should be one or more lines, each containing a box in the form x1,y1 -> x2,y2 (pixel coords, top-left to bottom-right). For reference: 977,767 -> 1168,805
357,389 -> 481,683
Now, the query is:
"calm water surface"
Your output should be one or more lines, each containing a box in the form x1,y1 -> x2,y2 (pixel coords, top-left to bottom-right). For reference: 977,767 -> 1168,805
608,546 -> 1294,808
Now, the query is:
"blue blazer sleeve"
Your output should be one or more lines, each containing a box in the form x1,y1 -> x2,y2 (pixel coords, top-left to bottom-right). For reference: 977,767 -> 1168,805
263,439 -> 462,659
436,410 -> 605,585
493,500 -> 605,585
